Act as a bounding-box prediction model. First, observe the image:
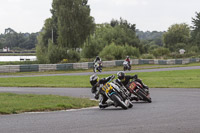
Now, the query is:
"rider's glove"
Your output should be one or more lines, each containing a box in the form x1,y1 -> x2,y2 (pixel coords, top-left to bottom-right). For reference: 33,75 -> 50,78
133,74 -> 138,79
111,75 -> 115,80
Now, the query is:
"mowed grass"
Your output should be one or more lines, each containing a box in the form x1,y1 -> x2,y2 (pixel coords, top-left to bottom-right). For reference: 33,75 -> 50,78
0,93 -> 98,115
0,69 -> 200,88
138,70 -> 200,88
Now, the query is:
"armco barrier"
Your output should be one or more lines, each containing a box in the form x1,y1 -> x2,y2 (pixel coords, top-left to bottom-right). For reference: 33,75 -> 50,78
56,64 -> 73,71
0,58 -> 199,73
0,65 -> 20,73
39,64 -> 57,71
73,62 -> 88,69
20,65 -> 39,72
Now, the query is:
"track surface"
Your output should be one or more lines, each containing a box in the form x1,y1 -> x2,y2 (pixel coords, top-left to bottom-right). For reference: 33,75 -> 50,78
0,87 -> 200,133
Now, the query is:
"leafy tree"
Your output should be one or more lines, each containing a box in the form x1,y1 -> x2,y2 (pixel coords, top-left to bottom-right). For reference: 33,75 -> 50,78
191,12 -> 200,47
81,18 -> 141,59
0,28 -> 38,50
36,0 -> 95,63
52,0 -> 95,49
110,18 -> 140,48
163,23 -> 190,52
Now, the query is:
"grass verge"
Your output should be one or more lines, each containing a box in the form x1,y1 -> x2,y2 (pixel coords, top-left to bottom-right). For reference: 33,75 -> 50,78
0,69 -> 200,88
0,93 -> 98,115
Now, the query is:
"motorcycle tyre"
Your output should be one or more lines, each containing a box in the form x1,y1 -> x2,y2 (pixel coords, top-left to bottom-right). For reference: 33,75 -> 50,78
137,90 -> 152,103
123,66 -> 127,71
111,94 -> 128,110
128,101 -> 133,108
93,67 -> 95,73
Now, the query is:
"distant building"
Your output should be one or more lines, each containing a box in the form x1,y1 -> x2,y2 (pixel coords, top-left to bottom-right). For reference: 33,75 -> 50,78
179,49 -> 185,54
3,47 -> 10,52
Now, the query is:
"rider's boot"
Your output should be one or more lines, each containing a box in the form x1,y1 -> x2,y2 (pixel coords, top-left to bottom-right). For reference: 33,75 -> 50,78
130,96 -> 139,101
99,102 -> 114,109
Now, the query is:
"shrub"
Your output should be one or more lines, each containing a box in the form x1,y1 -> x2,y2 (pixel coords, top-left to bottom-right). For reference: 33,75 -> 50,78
123,45 -> 140,58
152,47 -> 170,58
67,50 -> 81,62
141,54 -> 155,59
99,43 -> 123,60
99,43 -> 140,60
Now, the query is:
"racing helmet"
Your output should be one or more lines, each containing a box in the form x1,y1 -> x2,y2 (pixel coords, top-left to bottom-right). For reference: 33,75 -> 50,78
90,74 -> 99,86
117,71 -> 125,80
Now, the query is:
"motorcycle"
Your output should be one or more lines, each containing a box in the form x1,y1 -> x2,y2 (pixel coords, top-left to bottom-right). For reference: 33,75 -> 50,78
93,61 -> 102,73
100,82 -> 133,109
127,79 -> 152,103
123,61 -> 131,71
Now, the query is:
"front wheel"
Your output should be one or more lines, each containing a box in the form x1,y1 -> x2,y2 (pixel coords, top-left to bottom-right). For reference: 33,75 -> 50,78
93,67 -> 96,73
123,66 -> 127,71
137,90 -> 152,103
111,94 -> 128,110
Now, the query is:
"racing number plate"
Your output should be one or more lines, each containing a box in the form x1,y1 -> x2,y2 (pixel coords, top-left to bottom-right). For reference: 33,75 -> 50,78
129,82 -> 136,91
102,83 -> 113,94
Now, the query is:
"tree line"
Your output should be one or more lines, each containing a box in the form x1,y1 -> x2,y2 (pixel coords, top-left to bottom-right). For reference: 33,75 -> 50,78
0,28 -> 38,51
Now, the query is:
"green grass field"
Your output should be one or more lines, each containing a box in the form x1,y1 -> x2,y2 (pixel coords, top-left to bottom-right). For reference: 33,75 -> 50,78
0,93 -> 98,114
0,69 -> 200,88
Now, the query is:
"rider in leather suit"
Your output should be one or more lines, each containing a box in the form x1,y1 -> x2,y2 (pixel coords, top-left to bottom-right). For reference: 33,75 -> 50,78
90,74 -> 115,108
116,71 -> 149,101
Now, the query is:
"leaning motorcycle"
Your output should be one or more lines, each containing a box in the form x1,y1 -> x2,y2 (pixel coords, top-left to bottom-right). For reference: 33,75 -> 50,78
93,61 -> 102,73
101,82 -> 133,109
127,80 -> 152,103
123,61 -> 131,71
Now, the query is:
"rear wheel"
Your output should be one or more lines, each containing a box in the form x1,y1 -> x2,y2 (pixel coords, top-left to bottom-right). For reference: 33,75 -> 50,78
111,94 -> 128,110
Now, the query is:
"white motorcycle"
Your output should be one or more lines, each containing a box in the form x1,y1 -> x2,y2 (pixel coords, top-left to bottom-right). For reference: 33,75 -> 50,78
123,61 -> 131,71
93,61 -> 102,73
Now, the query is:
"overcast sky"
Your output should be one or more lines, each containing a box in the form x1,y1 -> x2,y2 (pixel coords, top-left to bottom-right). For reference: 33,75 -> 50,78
0,0 -> 200,34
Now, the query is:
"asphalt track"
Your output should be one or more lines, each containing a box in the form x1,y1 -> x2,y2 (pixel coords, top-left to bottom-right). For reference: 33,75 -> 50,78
0,66 -> 200,133
0,87 -> 200,133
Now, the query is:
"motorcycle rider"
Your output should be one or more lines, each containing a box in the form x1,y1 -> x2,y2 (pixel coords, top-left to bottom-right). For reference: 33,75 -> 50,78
90,74 -> 115,108
116,71 -> 149,101
93,56 -> 102,72
94,56 -> 102,63
125,56 -> 131,68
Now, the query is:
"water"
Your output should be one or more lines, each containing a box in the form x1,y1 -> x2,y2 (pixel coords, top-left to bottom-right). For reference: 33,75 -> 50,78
0,56 -> 37,62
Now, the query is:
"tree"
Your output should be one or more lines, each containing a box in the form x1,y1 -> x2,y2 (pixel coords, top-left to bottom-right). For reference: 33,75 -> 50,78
0,28 -> 38,50
163,23 -> 190,52
191,12 -> 200,47
52,0 -> 95,49
110,18 -> 140,48
36,0 -> 95,63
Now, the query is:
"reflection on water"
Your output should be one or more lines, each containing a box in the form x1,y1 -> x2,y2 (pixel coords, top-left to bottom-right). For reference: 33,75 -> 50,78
0,56 -> 37,62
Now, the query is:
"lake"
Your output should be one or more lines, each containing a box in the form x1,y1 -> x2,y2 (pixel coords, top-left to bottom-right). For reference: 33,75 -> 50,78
0,56 -> 37,62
